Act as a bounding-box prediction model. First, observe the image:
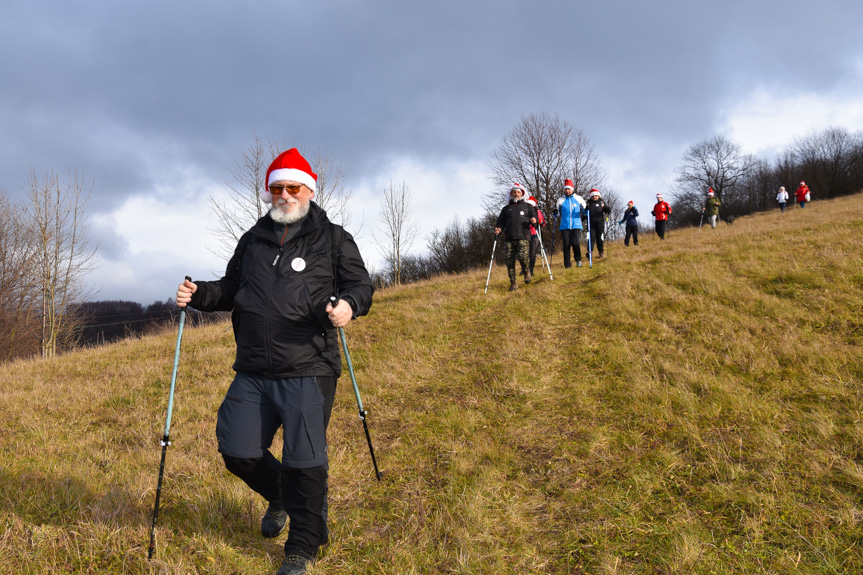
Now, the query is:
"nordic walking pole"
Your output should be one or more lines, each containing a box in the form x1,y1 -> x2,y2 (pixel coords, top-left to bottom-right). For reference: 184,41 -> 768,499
698,207 -> 705,230
586,215 -> 593,268
331,300 -> 382,481
148,276 -> 191,560
537,228 -> 553,280
484,233 -> 499,294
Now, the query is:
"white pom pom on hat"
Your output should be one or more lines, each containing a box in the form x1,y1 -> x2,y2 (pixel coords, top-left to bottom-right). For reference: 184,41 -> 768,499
261,148 -> 318,204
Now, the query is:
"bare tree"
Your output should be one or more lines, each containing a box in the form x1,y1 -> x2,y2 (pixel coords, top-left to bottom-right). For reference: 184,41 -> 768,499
373,181 -> 419,286
0,189 -> 40,360
672,135 -> 757,224
487,113 -> 576,217
569,130 -> 607,198
788,127 -> 863,199
25,169 -> 98,358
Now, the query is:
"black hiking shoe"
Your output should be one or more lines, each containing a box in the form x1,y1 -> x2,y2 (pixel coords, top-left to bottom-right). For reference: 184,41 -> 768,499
509,280 -> 518,291
276,552 -> 312,575
261,503 -> 288,538
524,270 -> 532,283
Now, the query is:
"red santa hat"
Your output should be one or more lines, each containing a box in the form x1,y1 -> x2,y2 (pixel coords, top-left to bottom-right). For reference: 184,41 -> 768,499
564,179 -> 574,191
510,183 -> 525,195
708,188 -> 714,196
526,196 -> 538,206
589,188 -> 600,198
656,193 -> 664,200
799,181 -> 806,185
262,148 -> 318,203
627,200 -> 634,206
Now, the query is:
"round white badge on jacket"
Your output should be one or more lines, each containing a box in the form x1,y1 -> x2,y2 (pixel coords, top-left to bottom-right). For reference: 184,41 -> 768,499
520,211 -> 525,215
291,257 -> 306,272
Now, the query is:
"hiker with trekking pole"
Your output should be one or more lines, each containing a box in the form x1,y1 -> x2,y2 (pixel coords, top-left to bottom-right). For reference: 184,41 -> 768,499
705,188 -> 721,229
651,193 -> 672,240
525,195 -> 552,280
585,189 -> 611,259
174,148 -> 375,575
619,201 -> 639,246
494,183 -> 538,291
553,178 -> 586,269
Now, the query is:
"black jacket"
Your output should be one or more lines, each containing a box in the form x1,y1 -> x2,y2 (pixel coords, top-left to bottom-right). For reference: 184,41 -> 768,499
189,203 -> 374,378
495,199 -> 538,241
585,198 -> 612,223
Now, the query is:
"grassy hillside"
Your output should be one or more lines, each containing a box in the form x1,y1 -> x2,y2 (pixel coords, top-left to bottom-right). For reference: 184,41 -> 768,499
1,196 -> 862,574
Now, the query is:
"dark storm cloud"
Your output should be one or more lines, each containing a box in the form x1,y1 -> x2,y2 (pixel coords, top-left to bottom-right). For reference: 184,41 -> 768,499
4,0 -> 860,199
2,0 -> 862,301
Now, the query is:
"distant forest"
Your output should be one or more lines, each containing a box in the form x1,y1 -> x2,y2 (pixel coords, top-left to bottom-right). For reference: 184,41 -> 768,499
71,300 -> 228,346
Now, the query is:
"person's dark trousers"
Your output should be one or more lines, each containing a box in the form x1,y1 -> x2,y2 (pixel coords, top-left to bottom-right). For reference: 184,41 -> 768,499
655,220 -> 666,239
624,225 -> 638,246
528,235 -> 539,274
217,374 -> 337,558
779,203 -> 786,213
560,229 -> 582,267
589,219 -> 605,254
282,465 -> 328,558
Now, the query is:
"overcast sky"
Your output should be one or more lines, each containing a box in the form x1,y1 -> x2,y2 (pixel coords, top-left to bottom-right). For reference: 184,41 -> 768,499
3,0 -> 863,304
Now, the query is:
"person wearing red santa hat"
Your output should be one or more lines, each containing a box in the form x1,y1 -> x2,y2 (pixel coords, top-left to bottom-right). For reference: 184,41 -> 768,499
795,181 -> 811,208
494,183 -> 538,290
618,201 -> 639,246
651,193 -> 672,239
584,189 -> 612,258
705,188 -> 721,228
525,195 -> 546,276
176,148 -> 374,575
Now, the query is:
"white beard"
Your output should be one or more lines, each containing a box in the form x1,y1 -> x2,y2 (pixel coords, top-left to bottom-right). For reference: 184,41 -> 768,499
270,199 -> 310,224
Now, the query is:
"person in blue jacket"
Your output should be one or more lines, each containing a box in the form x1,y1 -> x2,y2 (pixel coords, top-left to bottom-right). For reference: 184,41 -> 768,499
553,179 -> 587,268
618,200 -> 639,246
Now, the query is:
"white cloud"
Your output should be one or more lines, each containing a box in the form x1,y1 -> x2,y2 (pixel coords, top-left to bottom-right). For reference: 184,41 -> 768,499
350,156 -> 496,271
720,88 -> 863,158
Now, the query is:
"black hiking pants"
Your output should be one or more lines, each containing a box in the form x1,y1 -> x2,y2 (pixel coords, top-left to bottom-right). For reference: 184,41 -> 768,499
560,229 -> 582,267
217,373 -> 336,558
655,220 -> 666,240
589,219 -> 605,254
624,225 -> 638,246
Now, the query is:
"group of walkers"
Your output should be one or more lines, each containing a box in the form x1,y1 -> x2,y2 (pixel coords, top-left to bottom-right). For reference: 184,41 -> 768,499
492,178 -> 814,292
777,181 -> 811,212
492,180 -> 673,291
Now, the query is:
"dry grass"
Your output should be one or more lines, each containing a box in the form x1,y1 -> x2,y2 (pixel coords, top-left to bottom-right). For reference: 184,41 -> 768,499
1,196 -> 862,573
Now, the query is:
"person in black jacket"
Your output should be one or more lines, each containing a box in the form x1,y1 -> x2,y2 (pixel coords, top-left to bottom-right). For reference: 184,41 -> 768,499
618,201 -> 639,246
494,183 -> 537,291
175,148 -> 373,575
585,189 -> 612,258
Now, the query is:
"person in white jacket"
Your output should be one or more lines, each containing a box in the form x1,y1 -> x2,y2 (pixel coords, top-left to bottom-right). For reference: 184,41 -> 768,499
776,186 -> 789,213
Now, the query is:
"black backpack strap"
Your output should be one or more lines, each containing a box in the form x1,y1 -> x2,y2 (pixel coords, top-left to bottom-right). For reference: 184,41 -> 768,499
330,223 -> 343,298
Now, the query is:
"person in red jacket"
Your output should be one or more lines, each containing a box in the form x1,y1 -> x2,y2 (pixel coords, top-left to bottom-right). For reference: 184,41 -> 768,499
651,193 -> 672,239
795,181 -> 811,208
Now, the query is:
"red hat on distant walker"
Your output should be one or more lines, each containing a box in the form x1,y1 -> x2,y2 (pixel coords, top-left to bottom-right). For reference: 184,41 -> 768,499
262,148 -> 318,203
564,179 -> 574,191
708,188 -> 714,196
526,196 -> 538,206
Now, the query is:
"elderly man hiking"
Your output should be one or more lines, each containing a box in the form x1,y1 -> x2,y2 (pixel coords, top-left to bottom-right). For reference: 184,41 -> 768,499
176,148 -> 374,575
494,183 -> 538,291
